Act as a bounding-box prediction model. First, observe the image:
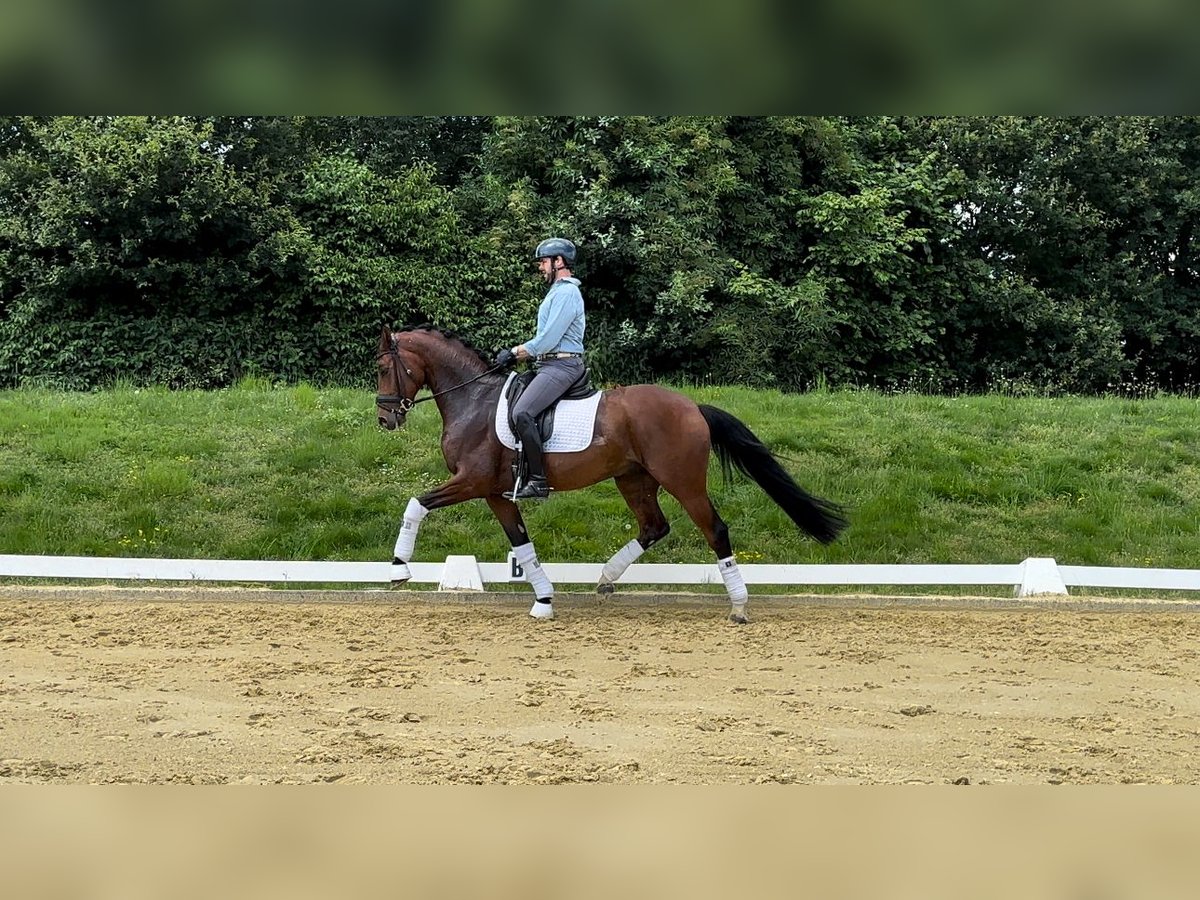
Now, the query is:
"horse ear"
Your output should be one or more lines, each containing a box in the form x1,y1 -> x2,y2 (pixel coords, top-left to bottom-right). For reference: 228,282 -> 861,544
379,324 -> 391,351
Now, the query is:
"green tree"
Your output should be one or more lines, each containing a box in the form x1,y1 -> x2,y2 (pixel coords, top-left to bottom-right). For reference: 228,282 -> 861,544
0,116 -> 511,388
479,116 -> 853,386
4,116 -> 1199,394
921,116 -> 1200,392
286,152 -> 525,380
0,116 -> 310,387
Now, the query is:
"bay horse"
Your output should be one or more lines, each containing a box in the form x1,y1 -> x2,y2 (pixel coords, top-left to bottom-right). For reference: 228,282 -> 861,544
376,325 -> 846,623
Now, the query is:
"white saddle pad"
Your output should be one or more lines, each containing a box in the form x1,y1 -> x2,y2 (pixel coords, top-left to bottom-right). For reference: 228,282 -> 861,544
494,373 -> 603,453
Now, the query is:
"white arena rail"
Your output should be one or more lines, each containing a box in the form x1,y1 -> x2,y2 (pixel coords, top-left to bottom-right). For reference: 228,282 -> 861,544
3,553 -> 1200,597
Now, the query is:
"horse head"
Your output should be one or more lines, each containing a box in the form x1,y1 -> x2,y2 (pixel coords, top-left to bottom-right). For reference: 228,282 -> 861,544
376,326 -> 426,430
376,325 -> 497,430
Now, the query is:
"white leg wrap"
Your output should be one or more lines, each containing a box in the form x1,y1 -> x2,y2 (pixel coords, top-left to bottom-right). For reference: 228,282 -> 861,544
514,541 -> 554,600
718,555 -> 748,605
393,497 -> 430,562
599,539 -> 645,585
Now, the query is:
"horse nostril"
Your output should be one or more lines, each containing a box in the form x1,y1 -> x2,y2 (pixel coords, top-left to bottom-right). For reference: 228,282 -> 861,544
378,416 -> 389,429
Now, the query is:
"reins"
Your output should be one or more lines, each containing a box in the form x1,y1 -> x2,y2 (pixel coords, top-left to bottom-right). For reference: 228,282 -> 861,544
375,342 -> 506,414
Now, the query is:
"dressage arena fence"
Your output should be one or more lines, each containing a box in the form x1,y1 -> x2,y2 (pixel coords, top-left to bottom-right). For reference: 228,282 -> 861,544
3,553 -> 1200,597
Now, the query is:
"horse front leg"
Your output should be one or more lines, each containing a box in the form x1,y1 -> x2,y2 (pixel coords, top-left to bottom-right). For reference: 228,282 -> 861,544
485,496 -> 556,620
390,477 -> 478,586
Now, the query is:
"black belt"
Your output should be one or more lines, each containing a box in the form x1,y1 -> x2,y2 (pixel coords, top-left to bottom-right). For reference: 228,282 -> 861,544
536,351 -> 583,361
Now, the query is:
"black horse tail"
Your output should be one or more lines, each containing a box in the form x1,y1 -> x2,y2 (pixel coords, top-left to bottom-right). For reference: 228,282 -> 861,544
699,404 -> 847,545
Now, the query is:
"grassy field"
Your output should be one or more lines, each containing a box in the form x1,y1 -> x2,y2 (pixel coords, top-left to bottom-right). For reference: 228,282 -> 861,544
1,380 -> 1199,574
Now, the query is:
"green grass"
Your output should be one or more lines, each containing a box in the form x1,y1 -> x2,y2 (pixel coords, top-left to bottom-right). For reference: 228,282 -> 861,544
2,382 -> 1199,574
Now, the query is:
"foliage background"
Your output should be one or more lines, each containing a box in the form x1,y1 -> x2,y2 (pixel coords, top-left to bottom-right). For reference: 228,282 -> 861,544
2,116 -> 1198,394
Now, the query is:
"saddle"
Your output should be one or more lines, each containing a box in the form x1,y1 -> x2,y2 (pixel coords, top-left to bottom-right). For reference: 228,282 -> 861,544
504,368 -> 597,441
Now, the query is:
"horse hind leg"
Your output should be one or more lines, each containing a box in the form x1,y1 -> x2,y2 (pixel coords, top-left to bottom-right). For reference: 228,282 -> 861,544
598,470 -> 671,595
657,472 -> 750,625
690,500 -> 750,625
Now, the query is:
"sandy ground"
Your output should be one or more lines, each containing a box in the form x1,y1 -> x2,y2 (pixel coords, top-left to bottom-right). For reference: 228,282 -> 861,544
2,586 -> 1200,784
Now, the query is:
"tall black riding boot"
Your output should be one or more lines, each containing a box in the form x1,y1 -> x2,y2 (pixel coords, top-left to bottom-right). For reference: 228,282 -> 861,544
511,413 -> 551,500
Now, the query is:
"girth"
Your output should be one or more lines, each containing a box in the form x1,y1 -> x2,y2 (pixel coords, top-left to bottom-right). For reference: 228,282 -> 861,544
505,368 -> 598,441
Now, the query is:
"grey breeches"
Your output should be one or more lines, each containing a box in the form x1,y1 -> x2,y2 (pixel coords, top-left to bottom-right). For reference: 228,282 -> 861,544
511,359 -> 586,421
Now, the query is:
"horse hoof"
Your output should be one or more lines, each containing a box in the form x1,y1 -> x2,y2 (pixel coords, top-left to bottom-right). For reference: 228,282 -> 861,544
390,560 -> 411,587
596,582 -> 614,595
529,599 -> 555,620
729,612 -> 750,625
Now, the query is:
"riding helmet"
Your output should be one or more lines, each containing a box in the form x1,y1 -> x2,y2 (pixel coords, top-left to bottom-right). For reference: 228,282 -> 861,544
533,237 -> 576,266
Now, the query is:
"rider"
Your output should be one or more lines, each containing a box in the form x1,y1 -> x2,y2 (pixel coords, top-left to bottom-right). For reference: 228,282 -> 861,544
493,237 -> 586,500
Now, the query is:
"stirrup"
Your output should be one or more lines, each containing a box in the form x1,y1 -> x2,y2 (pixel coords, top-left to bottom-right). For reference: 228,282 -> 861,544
508,477 -> 550,500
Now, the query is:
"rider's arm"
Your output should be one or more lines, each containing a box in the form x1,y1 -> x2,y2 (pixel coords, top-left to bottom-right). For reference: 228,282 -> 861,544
518,282 -> 581,358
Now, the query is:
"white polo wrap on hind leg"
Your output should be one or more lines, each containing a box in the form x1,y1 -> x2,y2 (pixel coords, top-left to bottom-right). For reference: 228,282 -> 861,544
393,497 -> 430,562
514,541 -> 554,599
599,539 -> 644,586
718,555 -> 748,604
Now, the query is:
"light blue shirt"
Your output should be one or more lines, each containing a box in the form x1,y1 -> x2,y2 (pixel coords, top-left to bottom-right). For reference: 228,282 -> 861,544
523,276 -> 585,356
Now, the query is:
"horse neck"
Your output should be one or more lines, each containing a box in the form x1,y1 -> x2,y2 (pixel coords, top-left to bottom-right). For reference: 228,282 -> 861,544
413,337 -> 493,418
434,376 -> 502,428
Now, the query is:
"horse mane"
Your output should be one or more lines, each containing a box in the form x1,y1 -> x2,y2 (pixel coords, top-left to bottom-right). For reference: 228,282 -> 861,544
399,323 -> 492,367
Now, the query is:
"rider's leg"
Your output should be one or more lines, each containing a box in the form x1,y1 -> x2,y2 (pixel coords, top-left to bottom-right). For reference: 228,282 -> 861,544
508,360 -> 584,500
512,411 -> 548,496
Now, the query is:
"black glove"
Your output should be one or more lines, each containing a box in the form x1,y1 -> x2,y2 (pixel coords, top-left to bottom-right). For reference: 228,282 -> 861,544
493,348 -> 517,368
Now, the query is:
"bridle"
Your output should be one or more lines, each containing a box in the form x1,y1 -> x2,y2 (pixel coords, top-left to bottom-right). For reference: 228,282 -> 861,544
375,342 -> 418,417
375,336 -> 506,417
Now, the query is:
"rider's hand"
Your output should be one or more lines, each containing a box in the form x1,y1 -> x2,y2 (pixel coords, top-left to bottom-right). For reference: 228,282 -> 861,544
493,347 -> 517,368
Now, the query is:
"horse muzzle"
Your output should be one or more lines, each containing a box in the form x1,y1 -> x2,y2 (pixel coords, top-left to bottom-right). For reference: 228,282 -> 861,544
376,395 -> 413,431
377,409 -> 406,431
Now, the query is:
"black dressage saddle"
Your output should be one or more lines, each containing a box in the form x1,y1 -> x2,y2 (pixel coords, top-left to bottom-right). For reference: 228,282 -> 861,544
504,369 -> 598,442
